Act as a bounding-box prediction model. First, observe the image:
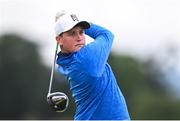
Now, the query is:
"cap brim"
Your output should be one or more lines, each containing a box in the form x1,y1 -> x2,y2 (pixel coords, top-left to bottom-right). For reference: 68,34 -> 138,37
75,21 -> 90,29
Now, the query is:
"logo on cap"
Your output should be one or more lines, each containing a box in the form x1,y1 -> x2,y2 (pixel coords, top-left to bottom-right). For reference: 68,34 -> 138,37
70,14 -> 79,22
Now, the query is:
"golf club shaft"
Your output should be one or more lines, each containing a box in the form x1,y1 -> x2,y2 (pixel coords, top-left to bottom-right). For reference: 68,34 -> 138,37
48,43 -> 59,94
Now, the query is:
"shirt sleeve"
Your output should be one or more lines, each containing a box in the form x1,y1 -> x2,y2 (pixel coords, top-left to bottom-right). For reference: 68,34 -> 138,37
76,23 -> 114,77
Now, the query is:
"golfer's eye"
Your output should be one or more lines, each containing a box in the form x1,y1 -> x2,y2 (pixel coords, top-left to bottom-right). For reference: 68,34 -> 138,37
79,30 -> 84,35
68,31 -> 75,36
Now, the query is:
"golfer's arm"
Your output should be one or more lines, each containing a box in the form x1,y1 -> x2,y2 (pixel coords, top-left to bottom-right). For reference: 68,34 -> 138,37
85,23 -> 114,44
80,23 -> 114,77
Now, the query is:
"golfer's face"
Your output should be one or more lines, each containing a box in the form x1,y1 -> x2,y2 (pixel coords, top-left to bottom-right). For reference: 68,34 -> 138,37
58,26 -> 85,53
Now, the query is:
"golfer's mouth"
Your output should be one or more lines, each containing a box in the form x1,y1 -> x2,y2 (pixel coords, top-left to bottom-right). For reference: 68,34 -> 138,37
75,44 -> 84,47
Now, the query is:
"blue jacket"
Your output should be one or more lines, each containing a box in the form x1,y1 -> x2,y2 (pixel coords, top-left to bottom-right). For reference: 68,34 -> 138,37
56,23 -> 130,120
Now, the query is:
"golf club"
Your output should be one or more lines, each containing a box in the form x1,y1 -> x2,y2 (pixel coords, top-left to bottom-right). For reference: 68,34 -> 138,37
47,43 -> 69,112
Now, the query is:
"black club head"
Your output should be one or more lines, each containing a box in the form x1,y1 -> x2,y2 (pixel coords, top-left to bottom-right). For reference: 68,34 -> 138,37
47,92 -> 69,112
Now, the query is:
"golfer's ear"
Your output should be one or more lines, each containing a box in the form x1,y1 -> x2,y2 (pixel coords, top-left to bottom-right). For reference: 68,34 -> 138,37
56,36 -> 63,45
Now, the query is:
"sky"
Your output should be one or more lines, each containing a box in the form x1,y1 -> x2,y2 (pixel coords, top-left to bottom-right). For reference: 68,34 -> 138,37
0,0 -> 180,63
0,0 -> 180,96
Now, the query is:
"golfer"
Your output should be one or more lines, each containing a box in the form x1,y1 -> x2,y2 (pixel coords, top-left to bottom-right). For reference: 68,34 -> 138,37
54,10 -> 130,120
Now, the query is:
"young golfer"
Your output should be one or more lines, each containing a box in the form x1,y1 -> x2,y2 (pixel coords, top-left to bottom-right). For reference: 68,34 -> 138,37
54,10 -> 130,120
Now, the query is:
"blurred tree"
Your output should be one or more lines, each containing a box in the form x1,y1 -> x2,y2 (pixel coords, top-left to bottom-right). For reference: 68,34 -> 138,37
0,34 -> 75,119
108,53 -> 180,119
145,42 -> 180,98
0,34 -> 180,119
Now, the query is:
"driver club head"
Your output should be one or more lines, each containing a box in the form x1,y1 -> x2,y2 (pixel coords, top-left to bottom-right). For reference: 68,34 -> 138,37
47,92 -> 69,112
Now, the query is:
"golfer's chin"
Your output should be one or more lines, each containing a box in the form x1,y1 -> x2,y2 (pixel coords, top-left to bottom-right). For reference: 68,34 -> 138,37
74,45 -> 84,51
63,45 -> 84,54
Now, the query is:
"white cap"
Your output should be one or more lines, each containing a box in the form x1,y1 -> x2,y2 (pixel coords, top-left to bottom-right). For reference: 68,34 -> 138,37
54,11 -> 90,37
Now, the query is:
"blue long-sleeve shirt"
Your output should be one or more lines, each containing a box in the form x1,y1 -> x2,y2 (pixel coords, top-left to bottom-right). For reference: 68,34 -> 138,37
56,23 -> 130,120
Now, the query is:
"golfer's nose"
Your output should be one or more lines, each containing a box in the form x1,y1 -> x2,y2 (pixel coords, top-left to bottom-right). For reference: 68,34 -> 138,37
76,33 -> 83,41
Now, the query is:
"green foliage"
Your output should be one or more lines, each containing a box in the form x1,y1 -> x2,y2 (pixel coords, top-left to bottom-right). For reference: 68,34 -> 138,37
108,53 -> 180,119
0,34 -> 75,119
0,34 -> 180,119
